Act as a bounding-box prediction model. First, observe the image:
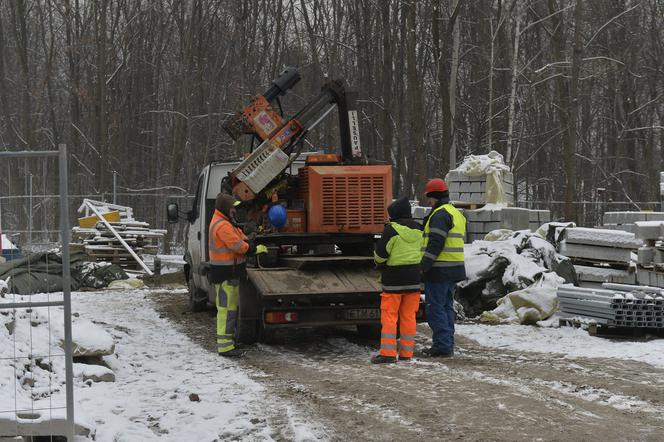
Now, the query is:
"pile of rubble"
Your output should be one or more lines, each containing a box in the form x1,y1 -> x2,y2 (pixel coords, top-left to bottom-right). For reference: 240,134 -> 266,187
71,199 -> 165,274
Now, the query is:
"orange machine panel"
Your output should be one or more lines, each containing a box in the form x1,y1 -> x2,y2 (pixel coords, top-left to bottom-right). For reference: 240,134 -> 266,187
303,165 -> 392,234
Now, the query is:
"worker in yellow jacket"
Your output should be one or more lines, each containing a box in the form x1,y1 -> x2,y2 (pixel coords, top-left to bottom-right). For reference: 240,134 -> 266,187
371,196 -> 423,364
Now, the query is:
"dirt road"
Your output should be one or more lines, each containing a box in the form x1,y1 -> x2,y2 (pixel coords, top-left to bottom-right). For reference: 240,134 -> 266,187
153,291 -> 664,441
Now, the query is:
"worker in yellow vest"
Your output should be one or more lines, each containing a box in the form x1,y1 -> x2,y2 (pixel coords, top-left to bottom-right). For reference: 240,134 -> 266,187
420,178 -> 466,358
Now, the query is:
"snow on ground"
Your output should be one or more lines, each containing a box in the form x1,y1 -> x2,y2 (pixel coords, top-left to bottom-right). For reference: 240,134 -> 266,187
1,289 -> 326,441
457,321 -> 664,369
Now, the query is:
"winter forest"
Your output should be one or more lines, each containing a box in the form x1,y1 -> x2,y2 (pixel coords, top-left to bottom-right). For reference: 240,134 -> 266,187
1,0 -> 663,232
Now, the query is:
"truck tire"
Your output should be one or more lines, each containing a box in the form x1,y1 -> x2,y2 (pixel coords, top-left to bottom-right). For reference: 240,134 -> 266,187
237,277 -> 260,344
237,317 -> 258,344
188,277 -> 208,312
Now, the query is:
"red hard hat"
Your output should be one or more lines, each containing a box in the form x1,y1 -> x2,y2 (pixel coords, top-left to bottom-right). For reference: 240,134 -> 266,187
425,178 -> 448,195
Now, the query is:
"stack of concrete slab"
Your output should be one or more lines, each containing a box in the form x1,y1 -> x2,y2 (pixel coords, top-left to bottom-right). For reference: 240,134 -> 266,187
558,228 -> 641,287
464,206 -> 551,242
602,211 -> 664,234
635,221 -> 664,287
446,170 -> 514,206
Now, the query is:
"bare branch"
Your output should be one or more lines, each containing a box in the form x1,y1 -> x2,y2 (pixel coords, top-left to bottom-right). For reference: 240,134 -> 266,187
71,123 -> 101,156
584,3 -> 642,49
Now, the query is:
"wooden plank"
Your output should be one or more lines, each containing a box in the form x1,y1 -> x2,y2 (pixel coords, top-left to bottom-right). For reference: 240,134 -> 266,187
84,201 -> 153,275
248,267 -> 381,297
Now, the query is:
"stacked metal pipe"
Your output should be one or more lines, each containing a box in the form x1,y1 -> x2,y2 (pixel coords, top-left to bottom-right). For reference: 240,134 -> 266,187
557,283 -> 664,328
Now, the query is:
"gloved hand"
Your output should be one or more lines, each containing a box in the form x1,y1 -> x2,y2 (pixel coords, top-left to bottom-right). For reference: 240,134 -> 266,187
256,244 -> 268,255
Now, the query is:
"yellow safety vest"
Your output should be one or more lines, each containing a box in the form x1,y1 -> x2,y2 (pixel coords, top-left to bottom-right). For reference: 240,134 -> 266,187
422,203 -> 466,265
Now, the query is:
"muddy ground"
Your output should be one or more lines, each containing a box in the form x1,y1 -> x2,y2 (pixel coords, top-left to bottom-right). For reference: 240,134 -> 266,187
152,290 -> 664,441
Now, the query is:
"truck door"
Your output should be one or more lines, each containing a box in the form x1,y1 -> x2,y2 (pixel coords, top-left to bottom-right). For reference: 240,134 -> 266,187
188,171 -> 207,289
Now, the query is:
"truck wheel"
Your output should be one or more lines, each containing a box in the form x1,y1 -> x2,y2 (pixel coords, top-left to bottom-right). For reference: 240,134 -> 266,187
188,278 -> 208,312
258,323 -> 277,344
237,318 -> 258,344
356,324 -> 381,340
237,278 -> 259,344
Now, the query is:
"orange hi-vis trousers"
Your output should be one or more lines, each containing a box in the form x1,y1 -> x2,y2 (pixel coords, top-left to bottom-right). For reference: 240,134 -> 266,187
379,292 -> 420,358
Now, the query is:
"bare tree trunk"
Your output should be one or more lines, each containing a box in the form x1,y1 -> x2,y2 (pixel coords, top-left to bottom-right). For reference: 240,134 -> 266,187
8,0 -> 33,148
405,0 -> 426,198
380,0 -> 394,170
506,0 -> 522,166
449,0 -> 461,169
0,9 -> 10,146
565,0 -> 582,222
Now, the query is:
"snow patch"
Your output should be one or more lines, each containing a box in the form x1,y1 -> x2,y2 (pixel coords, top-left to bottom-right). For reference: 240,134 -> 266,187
457,323 -> 664,368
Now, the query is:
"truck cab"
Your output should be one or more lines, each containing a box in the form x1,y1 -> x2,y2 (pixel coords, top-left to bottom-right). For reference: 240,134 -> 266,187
179,157 -> 307,311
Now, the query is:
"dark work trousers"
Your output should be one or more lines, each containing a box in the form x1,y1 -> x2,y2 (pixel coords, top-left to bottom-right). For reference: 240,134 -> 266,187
425,280 -> 456,354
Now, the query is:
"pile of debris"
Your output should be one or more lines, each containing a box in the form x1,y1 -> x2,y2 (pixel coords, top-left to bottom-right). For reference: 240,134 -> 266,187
457,229 -> 575,319
71,199 -> 165,274
558,283 -> 664,330
0,251 -> 128,295
557,227 -> 640,288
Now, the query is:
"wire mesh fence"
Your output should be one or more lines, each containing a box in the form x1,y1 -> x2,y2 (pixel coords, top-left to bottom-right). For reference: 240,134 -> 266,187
0,147 -> 75,440
1,192 -> 194,253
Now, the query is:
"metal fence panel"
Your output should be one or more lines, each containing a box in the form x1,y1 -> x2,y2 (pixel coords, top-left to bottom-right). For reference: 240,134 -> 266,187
0,146 -> 74,440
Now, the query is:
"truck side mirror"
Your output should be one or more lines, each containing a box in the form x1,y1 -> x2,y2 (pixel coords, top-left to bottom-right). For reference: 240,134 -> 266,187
166,203 -> 179,224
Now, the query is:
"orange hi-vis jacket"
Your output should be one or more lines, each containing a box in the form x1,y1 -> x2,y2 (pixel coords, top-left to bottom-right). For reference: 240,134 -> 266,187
208,209 -> 249,282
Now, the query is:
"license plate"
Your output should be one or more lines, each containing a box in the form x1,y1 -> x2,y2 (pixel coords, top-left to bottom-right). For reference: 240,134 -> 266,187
344,308 -> 380,320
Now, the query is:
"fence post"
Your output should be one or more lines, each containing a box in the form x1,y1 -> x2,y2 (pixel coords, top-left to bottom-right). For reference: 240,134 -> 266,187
59,143 -> 75,441
113,170 -> 118,205
28,173 -> 33,245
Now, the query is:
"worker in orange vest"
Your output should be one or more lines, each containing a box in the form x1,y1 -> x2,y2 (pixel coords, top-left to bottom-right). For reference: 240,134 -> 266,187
208,193 -> 266,357
371,196 -> 423,364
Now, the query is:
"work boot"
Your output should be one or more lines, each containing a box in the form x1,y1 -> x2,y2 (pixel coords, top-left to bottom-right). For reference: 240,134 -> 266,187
219,348 -> 244,358
371,354 -> 397,364
399,356 -> 412,362
421,348 -> 453,358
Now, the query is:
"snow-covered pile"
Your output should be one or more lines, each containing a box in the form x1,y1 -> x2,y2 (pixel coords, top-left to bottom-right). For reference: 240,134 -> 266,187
69,320 -> 116,357
479,286 -> 559,325
453,150 -> 510,176
458,229 -> 574,320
